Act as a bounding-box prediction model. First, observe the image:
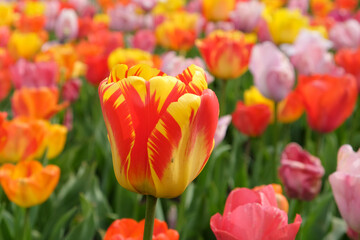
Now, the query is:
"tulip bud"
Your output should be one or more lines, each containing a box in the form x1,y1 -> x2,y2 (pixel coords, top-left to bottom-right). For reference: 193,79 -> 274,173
279,143 -> 325,201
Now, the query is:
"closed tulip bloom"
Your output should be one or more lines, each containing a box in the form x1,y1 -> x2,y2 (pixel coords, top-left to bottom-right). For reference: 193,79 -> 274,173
296,74 -> 357,133
232,101 -> 272,137
202,0 -> 236,21
230,1 -> 264,33
211,185 -> 302,240
0,160 -> 60,208
104,218 -> 179,240
329,145 -> 360,234
99,64 -> 219,198
279,143 -> 325,201
55,9 -> 78,42
35,123 -> 67,160
196,30 -> 256,80
249,42 -> 295,102
12,87 -> 68,120
214,115 -> 232,147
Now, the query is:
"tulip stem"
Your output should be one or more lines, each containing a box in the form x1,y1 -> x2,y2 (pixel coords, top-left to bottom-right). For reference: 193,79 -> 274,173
272,102 -> 279,182
22,208 -> 29,240
219,80 -> 228,115
143,195 -> 158,240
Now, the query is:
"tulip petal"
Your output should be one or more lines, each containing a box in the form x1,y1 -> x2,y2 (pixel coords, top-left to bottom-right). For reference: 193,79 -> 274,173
176,65 -> 208,95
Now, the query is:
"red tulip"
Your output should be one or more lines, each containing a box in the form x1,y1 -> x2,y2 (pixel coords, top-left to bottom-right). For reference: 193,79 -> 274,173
296,74 -> 357,133
232,101 -> 271,137
335,47 -> 360,90
211,185 -> 302,240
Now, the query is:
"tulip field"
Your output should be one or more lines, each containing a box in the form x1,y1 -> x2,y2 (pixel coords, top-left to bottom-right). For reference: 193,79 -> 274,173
2,0 -> 360,239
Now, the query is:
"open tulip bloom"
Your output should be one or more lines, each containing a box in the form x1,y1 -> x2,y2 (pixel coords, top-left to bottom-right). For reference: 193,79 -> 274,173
98,63 -> 219,239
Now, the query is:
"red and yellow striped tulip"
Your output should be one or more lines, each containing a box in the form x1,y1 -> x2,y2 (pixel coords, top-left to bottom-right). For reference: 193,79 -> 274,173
0,160 -> 60,208
11,87 -> 69,120
99,64 -> 219,198
196,30 -> 255,80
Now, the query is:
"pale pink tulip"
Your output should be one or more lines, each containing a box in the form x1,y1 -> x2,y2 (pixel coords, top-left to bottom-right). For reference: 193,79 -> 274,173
230,1 -> 264,32
288,0 -> 309,14
55,9 -> 78,42
279,143 -> 324,201
329,19 -> 360,49
282,30 -> 344,76
249,42 -> 294,102
329,145 -> 360,234
214,115 -> 232,147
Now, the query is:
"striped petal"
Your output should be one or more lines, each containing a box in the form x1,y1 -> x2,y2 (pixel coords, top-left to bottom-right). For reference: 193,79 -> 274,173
176,64 -> 208,95
149,89 -> 219,198
108,64 -> 165,83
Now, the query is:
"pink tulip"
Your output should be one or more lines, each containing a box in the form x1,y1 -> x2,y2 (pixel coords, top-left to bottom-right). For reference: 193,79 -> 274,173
214,115 -> 232,147
129,29 -> 156,53
279,143 -> 325,201
55,9 -> 79,42
282,30 -> 344,76
0,26 -> 10,48
249,42 -> 295,102
329,145 -> 360,234
161,51 -> 214,84
44,1 -> 60,31
329,19 -> 360,49
108,3 -> 144,31
230,1 -> 264,32
288,0 -> 309,14
211,185 -> 302,240
62,78 -> 82,102
10,59 -> 58,89
133,0 -> 158,11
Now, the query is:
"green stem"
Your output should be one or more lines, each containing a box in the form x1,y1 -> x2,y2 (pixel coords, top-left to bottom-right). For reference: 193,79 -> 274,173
22,208 -> 29,240
143,195 -> 158,240
219,80 -> 228,116
272,102 -> 279,182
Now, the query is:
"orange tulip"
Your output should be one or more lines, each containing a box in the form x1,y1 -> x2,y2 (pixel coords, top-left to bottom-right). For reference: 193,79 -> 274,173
202,0 -> 236,21
0,117 -> 47,163
253,184 -> 289,213
296,74 -> 358,133
104,218 -> 179,240
0,48 -> 12,101
277,91 -> 304,123
99,64 -> 219,198
11,87 -> 68,120
232,101 -> 272,137
0,160 -> 60,208
335,0 -> 358,10
196,30 -> 255,80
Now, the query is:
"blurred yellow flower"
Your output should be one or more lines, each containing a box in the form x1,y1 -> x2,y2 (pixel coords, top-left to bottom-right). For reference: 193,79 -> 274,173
0,3 -> 15,26
244,86 -> 274,113
152,0 -> 185,14
24,1 -> 46,17
108,48 -> 159,70
8,31 -> 42,60
94,13 -> 110,26
260,0 -> 286,10
264,8 -> 309,44
202,0 -> 235,21
36,123 -> 67,160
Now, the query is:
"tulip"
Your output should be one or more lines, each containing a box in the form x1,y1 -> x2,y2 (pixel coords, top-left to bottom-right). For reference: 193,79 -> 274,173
264,8 -> 310,44
329,19 -> 360,49
10,59 -> 58,89
62,78 -> 82,102
210,185 -> 302,240
282,30 -> 343,76
35,123 -> 67,160
279,143 -> 325,201
296,74 -> 357,133
108,3 -> 145,32
98,64 -> 219,198
249,42 -> 295,102
204,21 -> 235,36
130,29 -> 156,53
55,9 -> 78,42
202,0 -> 235,21
8,31 -> 43,60
107,48 -> 160,72
0,3 -> 14,27
0,160 -> 60,208
214,115 -> 232,147
12,87 -> 69,120
230,1 -> 264,33
335,47 -> 360,90
329,145 -> 360,234
0,48 -> 13,101
104,218 -> 179,240
0,117 -> 47,163
196,30 -> 256,80
232,101 -> 272,137
155,12 -> 199,51
311,0 -> 334,17
335,0 -> 358,10
288,0 -> 309,13
0,26 -> 10,47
